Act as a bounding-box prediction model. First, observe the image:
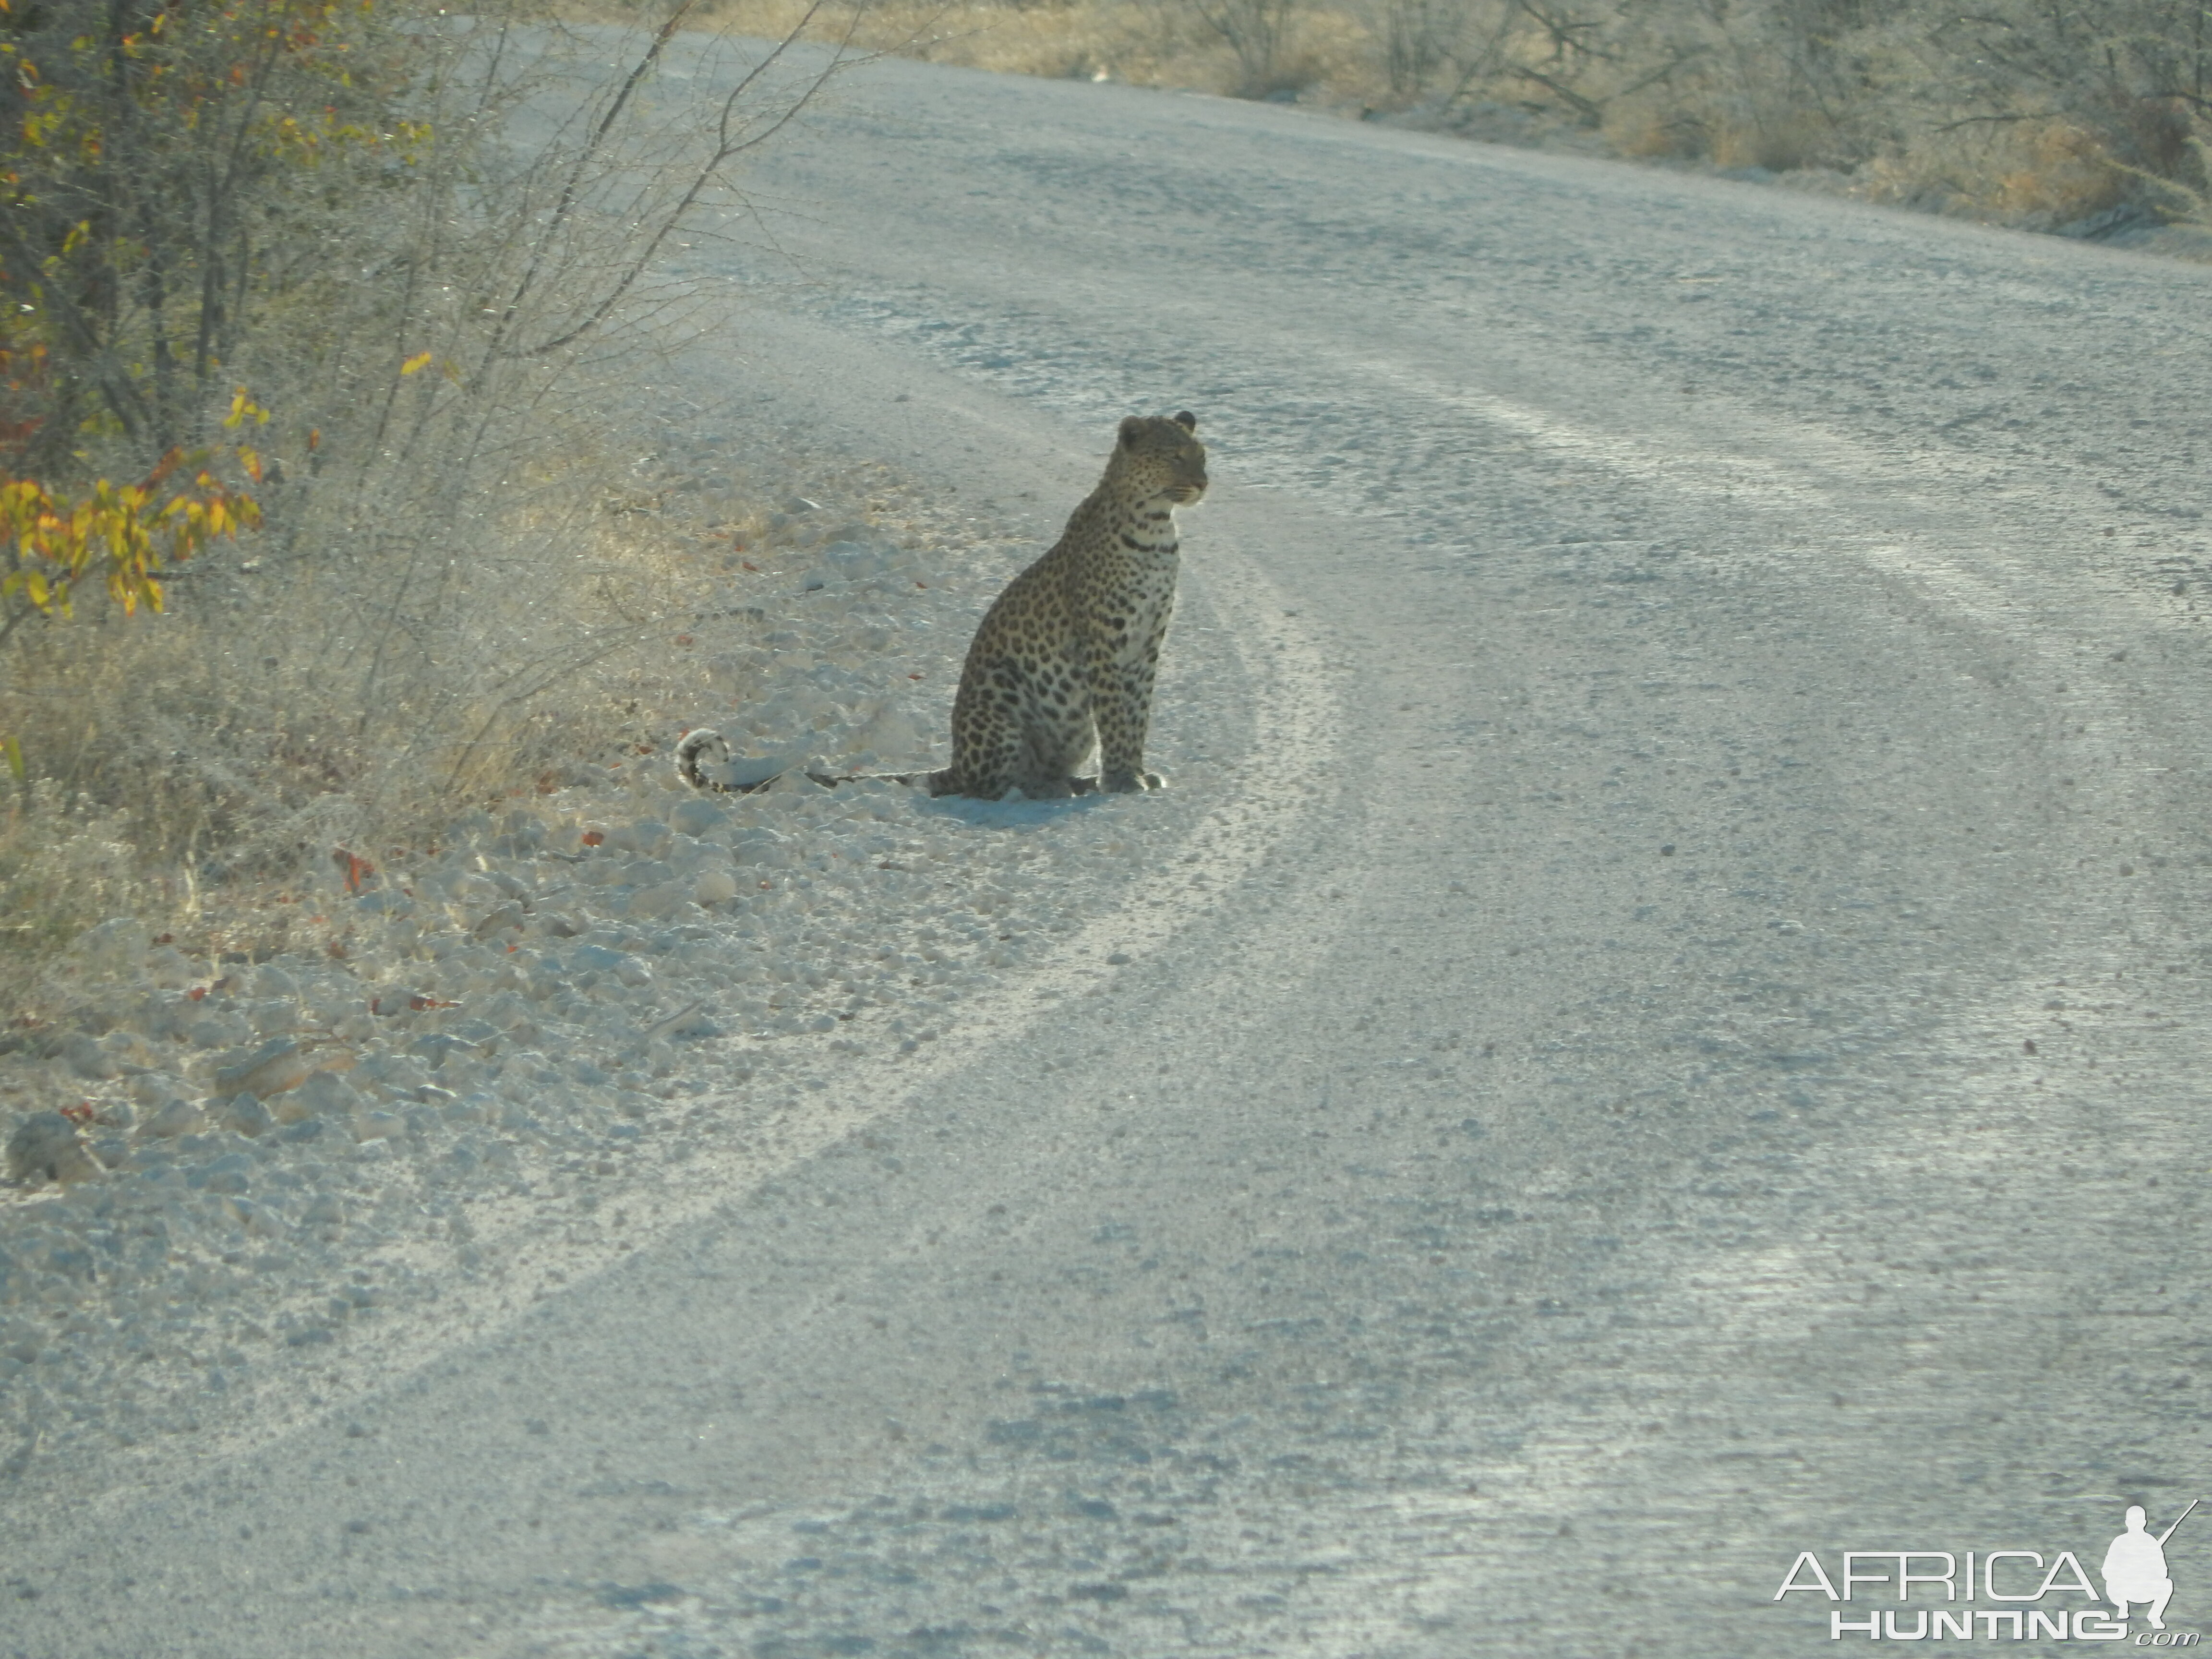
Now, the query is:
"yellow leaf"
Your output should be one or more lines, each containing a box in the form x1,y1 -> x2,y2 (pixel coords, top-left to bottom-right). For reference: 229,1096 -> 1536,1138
224,386 -> 271,428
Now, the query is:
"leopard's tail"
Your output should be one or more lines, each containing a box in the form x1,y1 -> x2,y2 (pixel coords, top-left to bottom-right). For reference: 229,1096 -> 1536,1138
675,728 -> 765,793
677,729 -> 948,795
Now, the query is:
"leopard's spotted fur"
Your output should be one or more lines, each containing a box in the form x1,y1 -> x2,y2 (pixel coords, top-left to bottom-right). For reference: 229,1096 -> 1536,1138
680,411 -> 1206,802
929,410 -> 1204,798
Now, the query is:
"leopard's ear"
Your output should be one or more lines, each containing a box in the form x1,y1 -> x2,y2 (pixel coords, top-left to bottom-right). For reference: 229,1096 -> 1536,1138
1119,416 -> 1145,448
1172,410 -> 1197,432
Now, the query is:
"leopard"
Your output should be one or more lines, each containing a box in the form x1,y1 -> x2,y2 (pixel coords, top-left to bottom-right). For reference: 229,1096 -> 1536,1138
679,410 -> 1206,801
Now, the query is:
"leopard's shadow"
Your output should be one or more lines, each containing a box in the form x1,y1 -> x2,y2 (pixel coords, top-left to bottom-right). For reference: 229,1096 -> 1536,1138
851,777 -> 1136,831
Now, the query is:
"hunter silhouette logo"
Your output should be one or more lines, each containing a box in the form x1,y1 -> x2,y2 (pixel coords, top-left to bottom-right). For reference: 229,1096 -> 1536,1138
2105,1501 -> 2195,1632
1773,1497 -> 2202,1642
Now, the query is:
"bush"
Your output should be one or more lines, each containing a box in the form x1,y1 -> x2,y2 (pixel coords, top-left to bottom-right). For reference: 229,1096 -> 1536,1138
0,0 -> 854,1006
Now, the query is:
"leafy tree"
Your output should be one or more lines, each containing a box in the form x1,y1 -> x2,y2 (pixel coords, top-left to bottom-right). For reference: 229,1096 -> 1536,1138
0,0 -> 419,470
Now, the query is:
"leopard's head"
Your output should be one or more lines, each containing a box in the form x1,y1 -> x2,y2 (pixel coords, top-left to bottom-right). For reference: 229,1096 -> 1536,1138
1108,411 -> 1207,508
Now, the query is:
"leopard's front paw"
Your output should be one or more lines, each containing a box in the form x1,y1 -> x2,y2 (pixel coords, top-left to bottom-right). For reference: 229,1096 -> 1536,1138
1102,769 -> 1166,793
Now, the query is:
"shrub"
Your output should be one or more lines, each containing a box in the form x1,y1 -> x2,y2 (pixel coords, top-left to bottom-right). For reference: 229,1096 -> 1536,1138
0,0 -> 856,1006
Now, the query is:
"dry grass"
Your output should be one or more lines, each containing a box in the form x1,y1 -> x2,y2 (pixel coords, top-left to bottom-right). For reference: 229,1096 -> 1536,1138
0,414 -> 944,1019
1846,118 -> 2133,226
0,457 -> 709,996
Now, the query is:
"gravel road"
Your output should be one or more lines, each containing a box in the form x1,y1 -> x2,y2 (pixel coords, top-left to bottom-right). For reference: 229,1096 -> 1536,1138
7,37 -> 2212,1659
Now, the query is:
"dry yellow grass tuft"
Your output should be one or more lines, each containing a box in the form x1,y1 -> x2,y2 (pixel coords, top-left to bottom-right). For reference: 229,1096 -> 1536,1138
1992,121 -> 2133,221
0,488 -> 707,1002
